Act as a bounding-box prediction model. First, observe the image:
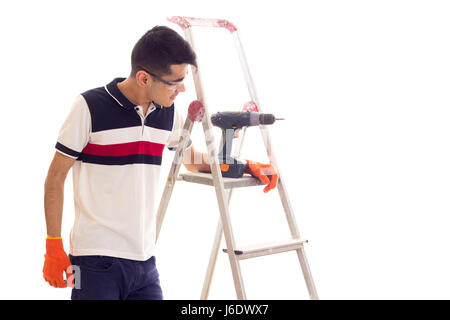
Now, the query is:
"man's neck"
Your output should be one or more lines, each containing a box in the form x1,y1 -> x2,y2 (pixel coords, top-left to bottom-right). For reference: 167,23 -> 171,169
117,77 -> 151,108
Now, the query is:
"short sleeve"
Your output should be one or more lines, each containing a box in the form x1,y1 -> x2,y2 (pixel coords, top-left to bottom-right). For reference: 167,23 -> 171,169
55,95 -> 91,159
167,108 -> 192,151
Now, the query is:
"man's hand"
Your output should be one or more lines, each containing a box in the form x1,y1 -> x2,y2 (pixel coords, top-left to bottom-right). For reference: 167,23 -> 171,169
245,160 -> 279,193
43,238 -> 73,288
182,146 -> 211,173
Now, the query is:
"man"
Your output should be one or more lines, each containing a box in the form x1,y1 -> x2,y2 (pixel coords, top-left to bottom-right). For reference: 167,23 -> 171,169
43,26 -> 277,300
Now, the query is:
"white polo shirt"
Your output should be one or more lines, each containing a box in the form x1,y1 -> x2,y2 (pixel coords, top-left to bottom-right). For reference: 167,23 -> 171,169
55,78 -> 188,261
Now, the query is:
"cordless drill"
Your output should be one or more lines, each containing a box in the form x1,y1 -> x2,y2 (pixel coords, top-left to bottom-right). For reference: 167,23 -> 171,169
210,111 -> 279,178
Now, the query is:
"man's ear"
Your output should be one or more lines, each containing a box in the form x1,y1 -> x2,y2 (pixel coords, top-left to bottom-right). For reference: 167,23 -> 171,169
136,70 -> 153,88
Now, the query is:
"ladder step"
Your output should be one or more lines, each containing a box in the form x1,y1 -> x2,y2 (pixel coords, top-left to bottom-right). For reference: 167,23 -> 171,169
223,239 -> 308,260
179,172 -> 262,189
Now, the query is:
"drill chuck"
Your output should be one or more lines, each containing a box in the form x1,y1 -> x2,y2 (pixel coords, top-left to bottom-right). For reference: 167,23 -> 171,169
257,113 -> 276,125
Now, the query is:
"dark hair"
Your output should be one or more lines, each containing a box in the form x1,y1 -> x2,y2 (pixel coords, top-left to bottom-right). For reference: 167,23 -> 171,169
130,26 -> 197,77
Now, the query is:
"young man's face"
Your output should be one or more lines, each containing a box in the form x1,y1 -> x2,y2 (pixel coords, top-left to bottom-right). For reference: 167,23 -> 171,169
149,63 -> 188,107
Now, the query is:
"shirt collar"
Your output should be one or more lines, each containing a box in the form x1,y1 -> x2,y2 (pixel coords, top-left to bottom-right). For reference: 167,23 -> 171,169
105,78 -> 136,110
105,77 -> 169,111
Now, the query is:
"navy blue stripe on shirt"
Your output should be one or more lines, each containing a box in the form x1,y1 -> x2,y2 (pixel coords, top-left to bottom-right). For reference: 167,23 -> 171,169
77,154 -> 162,166
81,79 -> 175,133
55,142 -> 81,158
82,88 -> 141,132
145,106 -> 174,131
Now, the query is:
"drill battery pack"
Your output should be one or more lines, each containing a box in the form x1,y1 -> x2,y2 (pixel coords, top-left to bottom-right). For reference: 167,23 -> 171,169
219,157 -> 247,178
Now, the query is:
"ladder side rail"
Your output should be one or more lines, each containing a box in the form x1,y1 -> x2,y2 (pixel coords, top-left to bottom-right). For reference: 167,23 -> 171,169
201,129 -> 229,300
200,118 -> 251,299
296,246 -> 319,299
232,32 -> 259,110
200,131 -> 227,300
232,29 -> 319,299
185,27 -> 247,300
201,104 -> 247,300
232,30 -> 302,238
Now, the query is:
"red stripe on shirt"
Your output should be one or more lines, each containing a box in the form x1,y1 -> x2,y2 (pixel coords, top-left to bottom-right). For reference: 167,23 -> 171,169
81,141 -> 165,157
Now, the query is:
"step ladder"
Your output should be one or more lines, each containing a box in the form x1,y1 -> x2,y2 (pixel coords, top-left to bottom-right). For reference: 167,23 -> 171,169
156,16 -> 318,300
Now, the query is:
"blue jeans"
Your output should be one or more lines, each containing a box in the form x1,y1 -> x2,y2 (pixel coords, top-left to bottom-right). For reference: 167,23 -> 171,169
69,254 -> 163,300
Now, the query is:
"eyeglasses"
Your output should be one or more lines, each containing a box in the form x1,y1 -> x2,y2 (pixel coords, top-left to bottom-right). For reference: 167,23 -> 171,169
138,66 -> 184,90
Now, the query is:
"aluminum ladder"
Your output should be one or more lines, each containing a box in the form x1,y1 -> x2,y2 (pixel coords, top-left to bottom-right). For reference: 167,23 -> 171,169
156,16 -> 318,300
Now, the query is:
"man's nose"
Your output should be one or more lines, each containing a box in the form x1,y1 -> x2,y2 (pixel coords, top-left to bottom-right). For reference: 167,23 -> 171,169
177,83 -> 186,93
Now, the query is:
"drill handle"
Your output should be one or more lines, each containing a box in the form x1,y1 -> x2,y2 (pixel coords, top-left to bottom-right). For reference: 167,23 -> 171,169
218,128 -> 237,163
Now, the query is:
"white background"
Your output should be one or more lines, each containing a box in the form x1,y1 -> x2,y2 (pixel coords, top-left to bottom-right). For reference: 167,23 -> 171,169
0,0 -> 449,300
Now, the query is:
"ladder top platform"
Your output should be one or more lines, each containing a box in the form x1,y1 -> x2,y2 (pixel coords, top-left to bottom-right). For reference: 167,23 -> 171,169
179,172 -> 263,189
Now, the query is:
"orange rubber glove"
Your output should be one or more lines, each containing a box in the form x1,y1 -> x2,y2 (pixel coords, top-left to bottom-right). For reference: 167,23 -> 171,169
43,237 -> 73,288
245,160 -> 279,193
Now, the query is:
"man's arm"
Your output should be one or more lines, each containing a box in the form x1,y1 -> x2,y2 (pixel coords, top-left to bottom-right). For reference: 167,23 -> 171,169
181,145 -> 278,193
182,145 -> 211,173
44,152 -> 76,237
